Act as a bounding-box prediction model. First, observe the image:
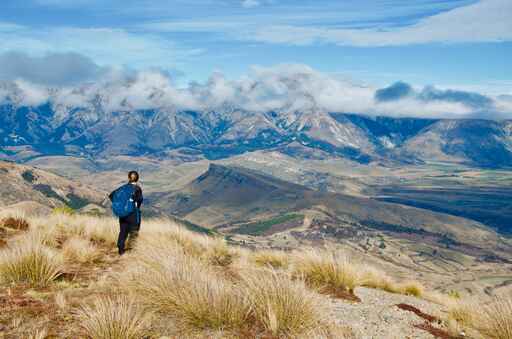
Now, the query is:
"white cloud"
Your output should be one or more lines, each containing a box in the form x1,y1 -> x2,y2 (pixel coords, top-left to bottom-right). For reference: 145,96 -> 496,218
241,0 -> 260,8
138,0 -> 511,46
241,0 -> 512,46
0,51 -> 105,86
1,63 -> 509,119
0,26 -> 203,70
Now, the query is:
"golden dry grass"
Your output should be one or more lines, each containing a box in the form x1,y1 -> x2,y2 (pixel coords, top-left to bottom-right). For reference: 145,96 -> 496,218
476,296 -> 512,339
359,266 -> 424,297
0,211 -> 447,338
122,243 -> 251,334
444,295 -> 512,339
241,268 -> 330,338
251,249 -> 290,269
61,236 -> 102,264
0,241 -> 62,286
75,295 -> 151,339
291,249 -> 362,295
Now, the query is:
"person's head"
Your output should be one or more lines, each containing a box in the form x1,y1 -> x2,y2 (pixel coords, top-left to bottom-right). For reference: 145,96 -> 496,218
128,171 -> 139,183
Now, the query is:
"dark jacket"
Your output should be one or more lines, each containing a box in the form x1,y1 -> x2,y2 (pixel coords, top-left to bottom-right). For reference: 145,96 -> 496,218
109,183 -> 143,225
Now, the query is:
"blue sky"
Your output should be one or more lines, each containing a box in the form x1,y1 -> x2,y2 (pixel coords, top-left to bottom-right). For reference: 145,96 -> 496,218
0,0 -> 511,94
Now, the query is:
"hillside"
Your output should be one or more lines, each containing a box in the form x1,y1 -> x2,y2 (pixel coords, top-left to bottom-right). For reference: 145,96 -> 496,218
153,164 -> 507,256
0,160 -> 105,210
1,211 -> 507,339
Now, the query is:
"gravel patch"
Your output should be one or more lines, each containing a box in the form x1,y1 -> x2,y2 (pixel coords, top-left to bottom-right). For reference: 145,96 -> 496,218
330,287 -> 446,339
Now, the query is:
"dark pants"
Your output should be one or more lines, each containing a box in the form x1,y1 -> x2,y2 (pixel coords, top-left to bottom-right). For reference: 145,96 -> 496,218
117,211 -> 140,254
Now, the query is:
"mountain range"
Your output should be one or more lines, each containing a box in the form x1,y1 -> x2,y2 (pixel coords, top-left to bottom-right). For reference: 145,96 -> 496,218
1,93 -> 511,167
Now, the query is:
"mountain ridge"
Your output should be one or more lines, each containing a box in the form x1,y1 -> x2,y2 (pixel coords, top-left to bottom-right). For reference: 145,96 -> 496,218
2,98 -> 512,168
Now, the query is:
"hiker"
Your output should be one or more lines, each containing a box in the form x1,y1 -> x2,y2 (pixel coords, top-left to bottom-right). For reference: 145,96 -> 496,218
109,171 -> 143,255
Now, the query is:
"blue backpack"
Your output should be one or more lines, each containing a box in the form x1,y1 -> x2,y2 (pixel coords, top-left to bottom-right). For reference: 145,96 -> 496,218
111,184 -> 136,218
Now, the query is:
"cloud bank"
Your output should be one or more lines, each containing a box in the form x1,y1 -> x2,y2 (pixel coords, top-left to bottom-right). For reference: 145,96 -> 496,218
375,82 -> 495,110
0,51 -> 106,86
0,55 -> 509,119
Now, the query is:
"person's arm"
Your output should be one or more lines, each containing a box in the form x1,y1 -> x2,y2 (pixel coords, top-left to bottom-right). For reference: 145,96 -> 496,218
135,186 -> 143,208
108,190 -> 115,202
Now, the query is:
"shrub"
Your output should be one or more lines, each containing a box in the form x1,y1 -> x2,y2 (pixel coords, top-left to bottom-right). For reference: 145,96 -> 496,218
75,295 -> 151,339
0,242 -> 62,286
242,269 -> 330,338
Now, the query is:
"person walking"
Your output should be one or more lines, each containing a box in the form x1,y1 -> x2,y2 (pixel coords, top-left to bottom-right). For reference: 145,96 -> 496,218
109,171 -> 143,255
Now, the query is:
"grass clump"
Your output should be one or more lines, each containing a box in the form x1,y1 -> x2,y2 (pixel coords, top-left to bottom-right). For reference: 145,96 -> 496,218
203,238 -> 238,267
61,236 -> 102,264
445,296 -> 512,339
242,269 -> 330,338
476,296 -> 512,339
360,267 -> 424,297
0,242 -> 62,287
292,249 -> 361,296
75,295 -> 151,339
399,280 -> 425,297
123,245 -> 251,334
251,249 -> 290,269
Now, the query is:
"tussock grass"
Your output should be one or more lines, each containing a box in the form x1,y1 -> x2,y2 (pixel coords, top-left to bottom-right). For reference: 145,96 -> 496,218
360,267 -> 424,297
0,242 -> 62,286
476,296 -> 512,339
292,249 -> 362,295
241,268 -> 330,338
399,280 -> 425,297
445,296 -> 512,339
27,328 -> 48,339
75,295 -> 151,339
24,214 -> 118,248
251,249 -> 290,269
203,237 -> 238,267
446,298 -> 477,328
0,211 -> 435,338
140,220 -> 205,258
140,221 -> 237,267
61,236 -> 102,264
123,244 -> 251,333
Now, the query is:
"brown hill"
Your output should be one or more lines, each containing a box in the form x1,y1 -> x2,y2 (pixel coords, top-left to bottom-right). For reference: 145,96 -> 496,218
153,164 -> 504,252
0,160 -> 105,210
